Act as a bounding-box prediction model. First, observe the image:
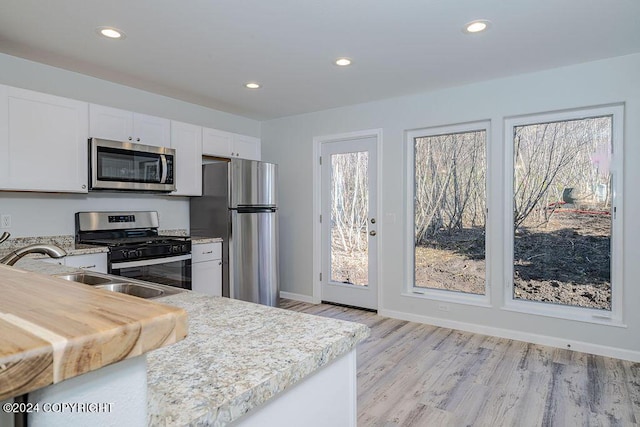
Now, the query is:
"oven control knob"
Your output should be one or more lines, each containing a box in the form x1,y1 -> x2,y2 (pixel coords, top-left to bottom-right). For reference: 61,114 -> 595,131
181,244 -> 188,253
127,250 -> 140,259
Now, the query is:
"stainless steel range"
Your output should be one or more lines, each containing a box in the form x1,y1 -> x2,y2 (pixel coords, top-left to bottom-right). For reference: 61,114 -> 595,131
76,211 -> 191,289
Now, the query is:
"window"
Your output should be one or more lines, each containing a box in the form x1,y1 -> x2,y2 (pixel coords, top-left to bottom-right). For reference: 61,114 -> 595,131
407,121 -> 489,302
505,105 -> 623,323
330,151 -> 369,286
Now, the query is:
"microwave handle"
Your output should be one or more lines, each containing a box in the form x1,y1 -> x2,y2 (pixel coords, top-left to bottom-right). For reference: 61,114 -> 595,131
160,155 -> 168,184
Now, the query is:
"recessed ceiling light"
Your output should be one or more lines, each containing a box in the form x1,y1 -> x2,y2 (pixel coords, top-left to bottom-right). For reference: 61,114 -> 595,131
335,58 -> 352,66
463,20 -> 491,34
96,26 -> 126,39
245,82 -> 261,89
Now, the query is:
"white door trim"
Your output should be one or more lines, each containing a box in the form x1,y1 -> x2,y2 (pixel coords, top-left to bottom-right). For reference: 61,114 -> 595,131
312,129 -> 383,308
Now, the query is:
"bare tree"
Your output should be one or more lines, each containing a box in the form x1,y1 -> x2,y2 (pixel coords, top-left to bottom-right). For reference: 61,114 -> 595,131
331,152 -> 369,253
513,117 -> 611,230
414,130 -> 486,244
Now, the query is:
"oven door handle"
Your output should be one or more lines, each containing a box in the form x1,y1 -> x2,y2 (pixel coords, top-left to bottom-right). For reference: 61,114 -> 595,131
111,254 -> 191,269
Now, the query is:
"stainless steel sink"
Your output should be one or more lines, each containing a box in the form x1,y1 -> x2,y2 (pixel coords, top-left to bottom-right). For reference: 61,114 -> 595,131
53,271 -> 186,299
55,273 -> 113,285
96,283 -> 165,299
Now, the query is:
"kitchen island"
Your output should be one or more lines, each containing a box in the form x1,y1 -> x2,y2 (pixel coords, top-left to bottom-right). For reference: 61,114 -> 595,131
148,293 -> 369,426
4,257 -> 369,426
0,262 -> 188,426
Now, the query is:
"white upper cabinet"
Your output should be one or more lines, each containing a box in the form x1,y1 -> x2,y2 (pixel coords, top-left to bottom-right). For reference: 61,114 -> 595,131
202,127 -> 260,160
232,134 -> 261,160
88,104 -> 132,142
133,113 -> 171,147
0,85 -> 89,193
89,104 -> 170,147
202,127 -> 232,156
170,120 -> 203,196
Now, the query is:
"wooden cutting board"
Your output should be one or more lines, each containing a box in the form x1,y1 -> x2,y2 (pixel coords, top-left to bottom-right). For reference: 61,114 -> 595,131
0,264 -> 187,400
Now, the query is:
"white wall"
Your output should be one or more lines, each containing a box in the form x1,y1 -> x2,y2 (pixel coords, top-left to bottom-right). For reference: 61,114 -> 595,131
0,53 -> 261,237
0,193 -> 188,237
261,53 -> 640,359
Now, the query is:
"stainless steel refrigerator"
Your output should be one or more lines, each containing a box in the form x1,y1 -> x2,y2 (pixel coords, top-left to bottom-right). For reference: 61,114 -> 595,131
190,159 -> 279,307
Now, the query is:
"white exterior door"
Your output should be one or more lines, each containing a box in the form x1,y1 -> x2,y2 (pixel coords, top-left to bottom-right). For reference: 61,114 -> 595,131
320,135 -> 378,310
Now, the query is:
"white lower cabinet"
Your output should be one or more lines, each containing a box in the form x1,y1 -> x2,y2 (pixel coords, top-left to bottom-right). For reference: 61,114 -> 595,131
235,350 -> 357,427
29,356 -> 147,427
44,252 -> 108,274
64,253 -> 108,273
191,242 -> 222,296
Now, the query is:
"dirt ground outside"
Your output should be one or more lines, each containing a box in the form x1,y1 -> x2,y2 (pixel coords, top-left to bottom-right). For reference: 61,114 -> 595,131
415,211 -> 611,310
330,211 -> 611,311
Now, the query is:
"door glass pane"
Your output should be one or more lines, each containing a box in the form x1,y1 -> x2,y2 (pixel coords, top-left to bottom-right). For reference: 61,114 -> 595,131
413,130 -> 487,295
330,151 -> 369,286
513,116 -> 612,310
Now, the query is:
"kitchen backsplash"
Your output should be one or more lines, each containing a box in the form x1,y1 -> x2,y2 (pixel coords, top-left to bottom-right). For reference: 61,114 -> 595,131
0,193 -> 189,237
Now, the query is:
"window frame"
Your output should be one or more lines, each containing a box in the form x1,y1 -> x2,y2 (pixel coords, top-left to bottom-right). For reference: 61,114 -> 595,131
405,120 -> 491,307
503,104 -> 625,326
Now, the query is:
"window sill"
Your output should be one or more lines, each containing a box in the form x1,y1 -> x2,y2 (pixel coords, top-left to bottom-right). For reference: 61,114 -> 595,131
403,288 -> 492,308
501,300 -> 626,328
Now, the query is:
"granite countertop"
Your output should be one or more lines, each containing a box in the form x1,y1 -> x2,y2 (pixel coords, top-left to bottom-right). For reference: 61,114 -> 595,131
191,236 -> 224,244
0,263 -> 188,401
0,233 -> 222,257
0,235 -> 108,259
147,293 -> 370,426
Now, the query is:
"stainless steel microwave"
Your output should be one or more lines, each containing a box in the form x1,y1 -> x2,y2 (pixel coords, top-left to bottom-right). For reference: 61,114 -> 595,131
89,138 -> 176,192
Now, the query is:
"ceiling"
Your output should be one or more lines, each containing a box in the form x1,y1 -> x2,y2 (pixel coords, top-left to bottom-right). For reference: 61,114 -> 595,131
1,0 -> 639,121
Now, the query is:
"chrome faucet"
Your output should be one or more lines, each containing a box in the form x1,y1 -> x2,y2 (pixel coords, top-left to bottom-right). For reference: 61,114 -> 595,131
0,243 -> 67,266
0,232 -> 9,245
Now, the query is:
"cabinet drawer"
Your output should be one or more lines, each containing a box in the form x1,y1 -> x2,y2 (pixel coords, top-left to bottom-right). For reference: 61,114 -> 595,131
192,242 -> 221,263
64,253 -> 108,273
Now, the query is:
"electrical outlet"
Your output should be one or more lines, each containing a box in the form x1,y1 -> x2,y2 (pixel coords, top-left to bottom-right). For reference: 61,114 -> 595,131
1,214 -> 11,228
437,303 -> 450,312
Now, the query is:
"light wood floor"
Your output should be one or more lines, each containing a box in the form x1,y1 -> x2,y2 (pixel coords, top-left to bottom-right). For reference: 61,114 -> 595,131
280,299 -> 640,427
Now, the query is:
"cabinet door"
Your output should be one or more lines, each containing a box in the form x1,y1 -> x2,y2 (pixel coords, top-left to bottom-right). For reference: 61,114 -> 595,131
133,113 -> 170,147
89,104 -> 133,142
192,259 -> 222,296
63,253 -> 108,273
192,242 -> 222,296
171,121 -> 202,196
0,87 -> 88,193
192,242 -> 221,263
202,127 -> 233,157
233,134 -> 261,160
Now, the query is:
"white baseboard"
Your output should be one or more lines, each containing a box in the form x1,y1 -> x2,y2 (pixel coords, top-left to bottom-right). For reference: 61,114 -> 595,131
379,308 -> 640,363
280,291 -> 316,304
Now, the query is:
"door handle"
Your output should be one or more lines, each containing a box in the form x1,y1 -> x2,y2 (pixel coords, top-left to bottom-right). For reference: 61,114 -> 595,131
369,230 -> 377,236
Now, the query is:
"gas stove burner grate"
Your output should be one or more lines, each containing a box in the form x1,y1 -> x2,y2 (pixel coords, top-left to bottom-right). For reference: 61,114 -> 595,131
80,235 -> 190,247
